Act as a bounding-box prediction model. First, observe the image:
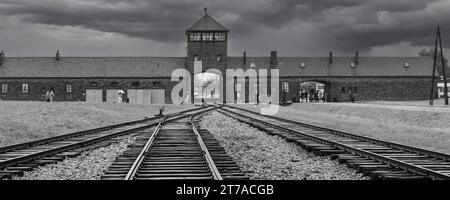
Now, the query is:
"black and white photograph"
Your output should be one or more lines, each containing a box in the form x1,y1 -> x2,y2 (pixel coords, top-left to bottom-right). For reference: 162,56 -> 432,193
0,0 -> 449,198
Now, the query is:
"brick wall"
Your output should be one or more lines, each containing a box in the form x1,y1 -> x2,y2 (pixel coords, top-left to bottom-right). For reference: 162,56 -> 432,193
0,78 -> 179,103
278,77 -> 436,102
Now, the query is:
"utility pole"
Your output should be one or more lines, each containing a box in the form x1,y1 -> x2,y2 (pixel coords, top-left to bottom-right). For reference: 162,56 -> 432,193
438,27 -> 449,105
430,27 -> 439,105
430,26 -> 449,105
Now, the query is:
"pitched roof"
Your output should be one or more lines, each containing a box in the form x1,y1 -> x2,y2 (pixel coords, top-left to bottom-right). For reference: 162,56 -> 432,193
187,14 -> 228,32
0,57 -> 186,78
227,56 -> 436,77
0,56 -> 436,78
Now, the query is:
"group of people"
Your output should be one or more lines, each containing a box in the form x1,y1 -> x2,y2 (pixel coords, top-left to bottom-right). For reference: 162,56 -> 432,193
117,90 -> 129,103
45,90 -> 55,102
299,89 -> 326,103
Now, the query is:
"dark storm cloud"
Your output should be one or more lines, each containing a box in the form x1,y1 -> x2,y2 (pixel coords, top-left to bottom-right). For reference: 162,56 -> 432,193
0,0 -> 448,53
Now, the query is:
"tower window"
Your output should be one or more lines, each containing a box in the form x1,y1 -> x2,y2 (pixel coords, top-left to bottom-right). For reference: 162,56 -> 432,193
189,32 -> 201,41
1,83 -> 8,93
22,83 -> 29,94
214,32 -> 226,41
202,32 -> 213,41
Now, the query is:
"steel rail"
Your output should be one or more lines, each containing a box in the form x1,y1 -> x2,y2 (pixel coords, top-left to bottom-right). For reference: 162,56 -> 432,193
222,105 -> 450,161
124,106 -> 217,180
0,106 -> 214,170
124,117 -> 166,180
0,106 -> 209,154
0,119 -> 162,170
218,107 -> 450,180
188,116 -> 223,180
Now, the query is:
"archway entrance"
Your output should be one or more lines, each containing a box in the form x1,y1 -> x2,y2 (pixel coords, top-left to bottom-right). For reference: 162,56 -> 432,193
299,81 -> 328,102
194,72 -> 221,103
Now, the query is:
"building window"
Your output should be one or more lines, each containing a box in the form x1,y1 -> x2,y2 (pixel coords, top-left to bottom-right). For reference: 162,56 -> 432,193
91,82 -> 98,87
202,32 -> 213,41
22,83 -> 29,94
214,32 -> 226,41
41,87 -> 45,94
153,81 -> 162,87
131,81 -> 140,87
341,87 -> 346,93
282,82 -> 289,92
1,84 -> 8,93
189,32 -> 201,41
216,55 -> 222,62
66,84 -> 72,94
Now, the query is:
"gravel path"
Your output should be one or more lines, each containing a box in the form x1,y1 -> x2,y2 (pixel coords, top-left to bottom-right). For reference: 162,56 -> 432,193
200,111 -> 368,180
13,136 -> 137,180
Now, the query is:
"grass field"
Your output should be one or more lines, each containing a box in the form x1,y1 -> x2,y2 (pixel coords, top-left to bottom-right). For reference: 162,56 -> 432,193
235,101 -> 450,154
0,101 -> 193,147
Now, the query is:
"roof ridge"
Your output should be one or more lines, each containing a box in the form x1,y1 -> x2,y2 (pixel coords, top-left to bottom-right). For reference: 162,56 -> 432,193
187,14 -> 228,31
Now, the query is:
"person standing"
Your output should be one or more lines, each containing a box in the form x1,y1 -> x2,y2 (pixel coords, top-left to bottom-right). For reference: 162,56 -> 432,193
49,90 -> 55,102
45,90 -> 50,102
299,91 -> 303,102
349,90 -> 354,103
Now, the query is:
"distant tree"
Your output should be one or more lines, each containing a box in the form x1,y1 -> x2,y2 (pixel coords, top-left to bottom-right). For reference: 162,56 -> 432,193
419,48 -> 450,76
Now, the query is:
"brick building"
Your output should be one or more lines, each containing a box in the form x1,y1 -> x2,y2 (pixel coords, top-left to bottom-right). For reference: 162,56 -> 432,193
0,12 -> 438,104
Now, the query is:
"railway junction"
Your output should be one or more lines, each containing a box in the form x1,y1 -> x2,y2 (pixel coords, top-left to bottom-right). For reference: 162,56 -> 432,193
0,103 -> 448,180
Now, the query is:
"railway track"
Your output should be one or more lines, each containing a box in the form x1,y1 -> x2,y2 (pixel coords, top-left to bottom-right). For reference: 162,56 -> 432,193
0,106 -> 211,180
101,110 -> 248,180
217,105 -> 450,180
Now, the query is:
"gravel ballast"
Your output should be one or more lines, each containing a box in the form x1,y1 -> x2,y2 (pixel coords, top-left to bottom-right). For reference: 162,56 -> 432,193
200,111 -> 368,180
13,136 -> 137,180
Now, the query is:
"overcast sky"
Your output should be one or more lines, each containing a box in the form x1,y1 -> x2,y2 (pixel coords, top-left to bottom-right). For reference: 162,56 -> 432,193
0,0 -> 449,57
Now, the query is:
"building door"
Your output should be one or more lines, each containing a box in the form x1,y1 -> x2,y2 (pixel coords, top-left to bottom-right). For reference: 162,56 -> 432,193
127,89 -> 138,104
86,89 -> 103,103
106,89 -> 120,103
150,89 -> 165,104
127,89 -> 154,105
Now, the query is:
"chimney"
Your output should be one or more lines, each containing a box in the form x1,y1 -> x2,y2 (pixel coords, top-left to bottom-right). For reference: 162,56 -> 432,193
56,50 -> 60,61
243,51 -> 247,66
354,51 -> 359,65
0,50 -> 4,66
270,51 -> 277,68
328,51 -> 333,64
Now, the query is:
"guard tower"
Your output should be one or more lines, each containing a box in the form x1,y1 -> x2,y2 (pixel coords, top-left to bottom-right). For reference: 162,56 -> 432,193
186,9 -> 229,103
